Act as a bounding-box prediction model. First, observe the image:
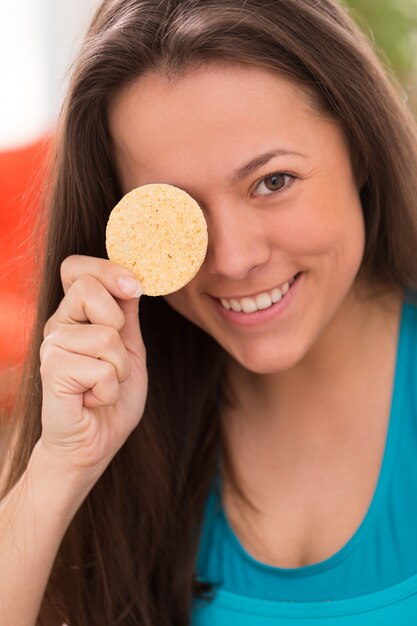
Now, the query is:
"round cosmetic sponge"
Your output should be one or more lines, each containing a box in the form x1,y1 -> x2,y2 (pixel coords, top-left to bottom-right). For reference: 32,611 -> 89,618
105,183 -> 208,296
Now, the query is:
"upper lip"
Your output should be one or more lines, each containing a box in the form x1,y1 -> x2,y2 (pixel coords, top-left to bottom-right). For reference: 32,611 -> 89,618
210,273 -> 299,300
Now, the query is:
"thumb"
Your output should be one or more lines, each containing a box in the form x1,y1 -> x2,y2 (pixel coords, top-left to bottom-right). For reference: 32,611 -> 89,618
118,296 -> 146,357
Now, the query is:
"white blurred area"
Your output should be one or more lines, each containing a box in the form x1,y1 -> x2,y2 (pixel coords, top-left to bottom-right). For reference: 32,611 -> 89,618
0,0 -> 101,150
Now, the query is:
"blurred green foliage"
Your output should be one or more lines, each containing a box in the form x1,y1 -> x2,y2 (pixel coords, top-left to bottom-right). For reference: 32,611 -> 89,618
343,0 -> 417,81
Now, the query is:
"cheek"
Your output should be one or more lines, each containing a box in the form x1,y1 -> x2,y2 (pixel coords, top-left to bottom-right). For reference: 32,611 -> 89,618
163,291 -> 186,315
163,288 -> 200,325
278,185 -> 365,262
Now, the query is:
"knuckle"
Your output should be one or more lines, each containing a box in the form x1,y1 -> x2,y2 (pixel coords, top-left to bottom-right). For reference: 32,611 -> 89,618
39,334 -> 55,362
112,309 -> 126,332
101,326 -> 120,351
115,352 -> 130,383
61,256 -> 101,296
102,378 -> 119,403
72,274 -> 99,297
60,255 -> 78,284
43,310 -> 61,337
61,273 -> 125,330
66,276 -> 102,314
43,317 -> 53,339
39,340 -> 62,376
121,357 -> 131,382
107,386 -> 120,406
39,356 -> 51,379
100,360 -> 117,383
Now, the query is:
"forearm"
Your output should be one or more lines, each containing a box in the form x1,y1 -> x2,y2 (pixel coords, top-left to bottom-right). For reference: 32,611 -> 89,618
0,441 -> 96,626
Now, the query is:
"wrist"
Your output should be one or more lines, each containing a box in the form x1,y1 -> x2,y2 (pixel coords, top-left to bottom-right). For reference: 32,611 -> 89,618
28,441 -> 101,517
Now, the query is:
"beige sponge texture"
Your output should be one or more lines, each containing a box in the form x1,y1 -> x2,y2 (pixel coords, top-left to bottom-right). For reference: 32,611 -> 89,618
106,183 -> 208,296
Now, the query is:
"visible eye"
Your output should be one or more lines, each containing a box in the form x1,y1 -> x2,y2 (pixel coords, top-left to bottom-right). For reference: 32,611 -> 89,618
253,172 -> 296,197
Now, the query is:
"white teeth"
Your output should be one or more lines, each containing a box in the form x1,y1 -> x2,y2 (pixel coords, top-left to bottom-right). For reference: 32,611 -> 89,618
219,274 -> 298,313
230,299 -> 242,312
271,288 -> 282,303
256,293 -> 272,310
241,298 -> 258,313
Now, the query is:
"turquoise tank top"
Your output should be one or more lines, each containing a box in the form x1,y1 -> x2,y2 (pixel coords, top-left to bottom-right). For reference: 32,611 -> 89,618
192,291 -> 417,624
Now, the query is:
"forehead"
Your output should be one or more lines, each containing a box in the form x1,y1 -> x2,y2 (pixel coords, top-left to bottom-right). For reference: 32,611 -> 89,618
108,64 -> 337,190
110,63 -> 321,133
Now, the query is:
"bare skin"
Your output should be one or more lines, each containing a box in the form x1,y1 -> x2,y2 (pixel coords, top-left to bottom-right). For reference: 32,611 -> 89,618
39,255 -> 146,476
0,63 -> 405,625
109,63 -> 405,568
0,256 -> 146,625
221,285 -> 402,568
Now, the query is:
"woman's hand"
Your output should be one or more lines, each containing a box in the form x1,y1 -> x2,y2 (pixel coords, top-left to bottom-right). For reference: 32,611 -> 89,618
39,255 -> 147,481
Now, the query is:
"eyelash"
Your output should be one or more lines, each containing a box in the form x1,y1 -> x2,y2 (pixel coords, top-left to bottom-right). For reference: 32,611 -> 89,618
252,171 -> 297,197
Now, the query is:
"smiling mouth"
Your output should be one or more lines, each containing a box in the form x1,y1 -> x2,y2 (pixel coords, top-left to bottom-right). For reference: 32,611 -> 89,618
218,273 -> 301,314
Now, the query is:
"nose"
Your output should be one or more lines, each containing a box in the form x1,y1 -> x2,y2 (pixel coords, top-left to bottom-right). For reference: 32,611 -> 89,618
203,199 -> 271,280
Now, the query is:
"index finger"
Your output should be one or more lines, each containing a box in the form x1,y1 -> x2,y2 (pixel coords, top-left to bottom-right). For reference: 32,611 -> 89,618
60,255 -> 143,299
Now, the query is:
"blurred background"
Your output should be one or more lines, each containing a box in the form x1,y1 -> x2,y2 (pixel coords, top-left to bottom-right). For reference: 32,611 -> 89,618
1,0 -> 417,411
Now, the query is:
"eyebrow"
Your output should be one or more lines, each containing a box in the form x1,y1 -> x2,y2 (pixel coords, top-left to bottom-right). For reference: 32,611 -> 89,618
230,149 -> 307,183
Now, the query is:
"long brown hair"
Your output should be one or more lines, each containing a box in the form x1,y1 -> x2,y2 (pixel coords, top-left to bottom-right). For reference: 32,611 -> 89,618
3,0 -> 417,624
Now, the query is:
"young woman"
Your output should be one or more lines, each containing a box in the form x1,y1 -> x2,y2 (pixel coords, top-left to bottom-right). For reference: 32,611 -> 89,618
1,0 -> 417,624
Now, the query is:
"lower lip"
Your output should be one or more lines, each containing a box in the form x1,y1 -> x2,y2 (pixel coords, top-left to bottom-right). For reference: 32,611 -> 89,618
211,272 -> 303,328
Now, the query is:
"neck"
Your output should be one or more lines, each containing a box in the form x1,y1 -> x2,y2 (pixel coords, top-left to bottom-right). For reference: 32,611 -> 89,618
222,279 -> 403,466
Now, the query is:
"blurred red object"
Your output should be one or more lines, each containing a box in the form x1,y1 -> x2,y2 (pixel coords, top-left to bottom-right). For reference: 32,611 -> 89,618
0,136 -> 51,408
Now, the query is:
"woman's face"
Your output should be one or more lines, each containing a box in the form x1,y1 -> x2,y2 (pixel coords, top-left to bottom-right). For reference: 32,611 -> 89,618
109,64 -> 365,374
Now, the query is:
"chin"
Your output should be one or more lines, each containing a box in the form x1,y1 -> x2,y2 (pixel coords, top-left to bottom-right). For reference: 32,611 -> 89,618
227,340 -> 305,375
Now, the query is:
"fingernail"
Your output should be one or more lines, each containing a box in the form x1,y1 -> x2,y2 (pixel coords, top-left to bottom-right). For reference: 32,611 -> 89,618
117,276 -> 143,297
